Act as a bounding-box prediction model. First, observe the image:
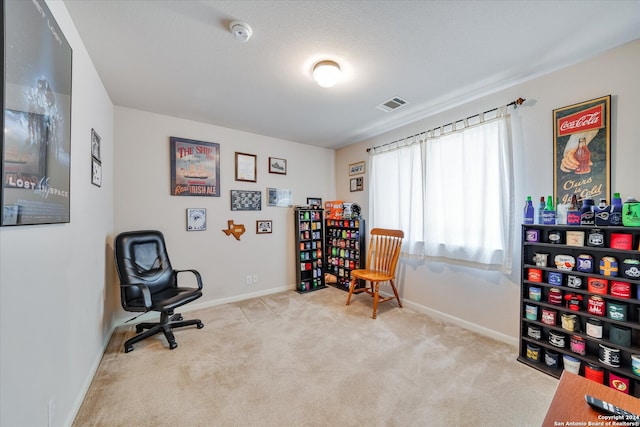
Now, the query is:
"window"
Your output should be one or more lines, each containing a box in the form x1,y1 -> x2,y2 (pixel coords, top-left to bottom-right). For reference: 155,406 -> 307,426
369,110 -> 514,272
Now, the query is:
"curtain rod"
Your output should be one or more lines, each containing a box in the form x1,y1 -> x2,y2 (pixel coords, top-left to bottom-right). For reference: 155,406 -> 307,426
366,97 -> 526,153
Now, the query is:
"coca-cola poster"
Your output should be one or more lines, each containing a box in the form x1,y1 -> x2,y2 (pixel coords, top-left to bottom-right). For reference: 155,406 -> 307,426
170,137 -> 220,197
553,95 -> 611,206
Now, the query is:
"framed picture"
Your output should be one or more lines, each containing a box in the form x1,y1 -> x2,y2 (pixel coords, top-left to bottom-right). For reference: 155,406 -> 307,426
269,157 -> 287,175
256,220 -> 272,234
350,177 -> 364,192
187,208 -> 206,231
91,128 -> 101,161
349,161 -> 366,176
235,152 -> 257,182
231,190 -> 262,211
267,188 -> 293,207
307,197 -> 322,208
170,136 -> 220,197
553,95 -> 611,205
91,158 -> 102,187
2,0 -> 73,226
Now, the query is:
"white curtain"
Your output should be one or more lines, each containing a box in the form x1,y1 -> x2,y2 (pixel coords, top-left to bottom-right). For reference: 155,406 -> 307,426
369,139 -> 425,255
369,108 -> 514,272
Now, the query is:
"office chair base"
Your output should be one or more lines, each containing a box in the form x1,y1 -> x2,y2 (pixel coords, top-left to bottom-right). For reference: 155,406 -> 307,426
124,312 -> 204,353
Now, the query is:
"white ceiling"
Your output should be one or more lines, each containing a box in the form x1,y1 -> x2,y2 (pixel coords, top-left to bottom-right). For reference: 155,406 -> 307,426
62,0 -> 640,149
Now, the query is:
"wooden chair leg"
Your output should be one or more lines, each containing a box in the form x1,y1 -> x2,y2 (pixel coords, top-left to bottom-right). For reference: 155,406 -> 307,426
372,281 -> 380,319
346,276 -> 357,305
390,279 -> 402,308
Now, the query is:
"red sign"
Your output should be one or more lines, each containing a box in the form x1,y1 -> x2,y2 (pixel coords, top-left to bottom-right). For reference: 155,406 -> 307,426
557,105 -> 604,136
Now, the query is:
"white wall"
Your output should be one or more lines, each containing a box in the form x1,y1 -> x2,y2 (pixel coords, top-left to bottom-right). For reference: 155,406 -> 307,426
0,2 -> 114,427
112,107 -> 336,323
336,39 -> 640,343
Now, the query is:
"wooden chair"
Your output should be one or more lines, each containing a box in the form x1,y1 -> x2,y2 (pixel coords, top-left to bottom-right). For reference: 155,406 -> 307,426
346,228 -> 404,319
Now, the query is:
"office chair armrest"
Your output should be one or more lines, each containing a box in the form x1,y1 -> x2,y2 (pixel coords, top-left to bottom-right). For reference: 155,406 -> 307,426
120,283 -> 153,308
174,269 -> 203,290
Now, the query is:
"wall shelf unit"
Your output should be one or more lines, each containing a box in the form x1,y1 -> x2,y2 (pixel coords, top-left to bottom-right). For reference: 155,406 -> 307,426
324,218 -> 366,291
519,224 -> 640,396
294,207 -> 325,293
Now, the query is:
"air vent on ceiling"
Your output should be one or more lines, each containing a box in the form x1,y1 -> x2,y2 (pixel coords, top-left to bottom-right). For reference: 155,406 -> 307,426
376,96 -> 409,112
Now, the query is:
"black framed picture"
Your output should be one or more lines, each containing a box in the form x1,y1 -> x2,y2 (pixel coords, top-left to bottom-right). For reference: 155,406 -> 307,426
170,136 -> 220,197
553,95 -> 611,206
256,220 -> 272,234
269,157 -> 287,175
2,0 -> 73,225
231,190 -> 262,211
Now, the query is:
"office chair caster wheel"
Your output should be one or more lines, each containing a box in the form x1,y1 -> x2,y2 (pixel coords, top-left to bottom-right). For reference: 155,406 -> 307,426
197,322 -> 204,329
125,344 -> 134,353
169,341 -> 178,350
135,325 -> 144,333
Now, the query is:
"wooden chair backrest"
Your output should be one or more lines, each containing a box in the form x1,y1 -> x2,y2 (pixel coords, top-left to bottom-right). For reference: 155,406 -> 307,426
366,228 -> 404,276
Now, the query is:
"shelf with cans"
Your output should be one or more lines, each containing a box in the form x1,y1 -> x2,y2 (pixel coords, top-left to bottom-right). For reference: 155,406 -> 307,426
294,207 -> 326,293
519,224 -> 640,396
324,218 -> 366,291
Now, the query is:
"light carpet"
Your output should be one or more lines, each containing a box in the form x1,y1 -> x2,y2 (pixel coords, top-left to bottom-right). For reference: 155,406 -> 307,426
73,286 -> 557,426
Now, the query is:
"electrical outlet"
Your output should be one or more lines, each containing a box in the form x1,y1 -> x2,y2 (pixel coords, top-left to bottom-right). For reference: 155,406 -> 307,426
245,275 -> 252,285
252,274 -> 258,284
48,397 -> 56,427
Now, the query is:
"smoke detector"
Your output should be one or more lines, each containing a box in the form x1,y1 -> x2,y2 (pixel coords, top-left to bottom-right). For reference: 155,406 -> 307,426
229,21 -> 252,42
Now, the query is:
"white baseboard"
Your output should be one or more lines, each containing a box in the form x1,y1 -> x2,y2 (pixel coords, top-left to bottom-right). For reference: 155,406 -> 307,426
401,298 -> 518,347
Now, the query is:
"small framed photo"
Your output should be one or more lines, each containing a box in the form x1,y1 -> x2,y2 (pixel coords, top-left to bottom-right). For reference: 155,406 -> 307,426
187,208 -> 207,231
350,177 -> 363,192
91,128 -> 101,161
91,158 -> 102,187
349,161 -> 365,176
307,197 -> 322,208
256,220 -> 272,234
235,152 -> 257,182
269,157 -> 287,175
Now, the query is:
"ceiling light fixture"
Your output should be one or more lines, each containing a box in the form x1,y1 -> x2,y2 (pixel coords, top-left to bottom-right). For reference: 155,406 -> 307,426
312,60 -> 342,88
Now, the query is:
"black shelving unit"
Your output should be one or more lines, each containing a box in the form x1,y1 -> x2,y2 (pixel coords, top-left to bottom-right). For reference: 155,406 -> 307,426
519,224 -> 640,396
325,218 -> 366,291
294,207 -> 325,293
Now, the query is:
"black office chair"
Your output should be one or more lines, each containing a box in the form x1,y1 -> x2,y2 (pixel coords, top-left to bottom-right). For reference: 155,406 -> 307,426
114,230 -> 204,352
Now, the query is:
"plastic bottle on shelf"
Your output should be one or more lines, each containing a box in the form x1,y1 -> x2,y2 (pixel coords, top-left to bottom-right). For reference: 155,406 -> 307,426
610,192 -> 623,226
537,196 -> 545,224
542,196 -> 556,224
523,196 -> 534,224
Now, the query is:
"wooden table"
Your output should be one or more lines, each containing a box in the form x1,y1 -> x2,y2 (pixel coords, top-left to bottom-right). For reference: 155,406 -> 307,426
543,371 -> 640,426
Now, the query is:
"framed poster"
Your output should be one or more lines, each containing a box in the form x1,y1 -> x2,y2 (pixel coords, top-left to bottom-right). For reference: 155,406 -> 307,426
231,190 -> 261,211
170,137 -> 220,197
349,161 -> 365,176
267,188 -> 292,207
186,208 -> 206,231
256,220 -> 272,234
91,128 -> 101,161
91,158 -> 102,187
235,152 -> 257,182
268,157 -> 286,175
553,95 -> 611,205
2,0 -> 73,225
